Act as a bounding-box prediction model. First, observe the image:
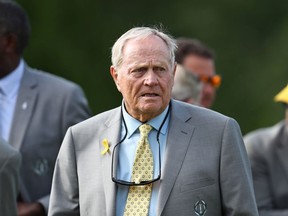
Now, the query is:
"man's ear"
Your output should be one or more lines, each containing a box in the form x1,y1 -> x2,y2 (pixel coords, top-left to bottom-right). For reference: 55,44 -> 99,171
173,62 -> 177,77
110,66 -> 121,92
171,62 -> 177,87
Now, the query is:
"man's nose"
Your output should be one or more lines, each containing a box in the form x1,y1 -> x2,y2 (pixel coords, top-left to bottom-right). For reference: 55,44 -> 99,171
203,82 -> 215,93
144,70 -> 158,85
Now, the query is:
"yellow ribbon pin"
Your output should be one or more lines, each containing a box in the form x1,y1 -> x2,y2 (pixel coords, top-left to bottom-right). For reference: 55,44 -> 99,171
101,139 -> 110,155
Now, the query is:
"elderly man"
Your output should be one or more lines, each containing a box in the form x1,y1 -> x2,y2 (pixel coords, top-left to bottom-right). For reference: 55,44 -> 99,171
0,1 -> 91,215
48,27 -> 258,216
244,84 -> 288,215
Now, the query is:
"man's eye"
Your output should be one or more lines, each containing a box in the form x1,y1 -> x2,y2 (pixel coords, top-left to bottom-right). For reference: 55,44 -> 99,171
154,67 -> 166,72
132,68 -> 146,73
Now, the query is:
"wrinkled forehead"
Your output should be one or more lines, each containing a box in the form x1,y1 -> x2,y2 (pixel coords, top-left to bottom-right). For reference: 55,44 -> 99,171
122,36 -> 172,63
125,35 -> 168,50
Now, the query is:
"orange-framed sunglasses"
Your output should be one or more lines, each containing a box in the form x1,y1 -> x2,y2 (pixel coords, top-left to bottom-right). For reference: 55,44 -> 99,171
198,74 -> 222,88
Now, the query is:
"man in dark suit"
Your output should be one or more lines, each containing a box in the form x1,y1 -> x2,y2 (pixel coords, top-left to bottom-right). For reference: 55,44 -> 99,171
0,1 -> 91,215
244,84 -> 288,215
0,137 -> 21,216
48,26 -> 258,216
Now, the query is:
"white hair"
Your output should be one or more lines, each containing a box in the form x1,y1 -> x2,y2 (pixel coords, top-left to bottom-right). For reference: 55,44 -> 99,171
111,26 -> 177,69
172,65 -> 202,104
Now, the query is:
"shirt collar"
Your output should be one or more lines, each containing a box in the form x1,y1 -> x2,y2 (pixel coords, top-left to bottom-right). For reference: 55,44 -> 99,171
0,59 -> 24,98
121,101 -> 170,138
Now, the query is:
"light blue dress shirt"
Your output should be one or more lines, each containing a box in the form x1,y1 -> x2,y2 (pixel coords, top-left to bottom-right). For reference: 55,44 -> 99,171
0,59 -> 24,141
116,103 -> 170,216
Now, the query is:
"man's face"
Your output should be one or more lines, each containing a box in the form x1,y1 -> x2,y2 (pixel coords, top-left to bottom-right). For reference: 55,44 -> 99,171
0,31 -> 18,78
110,35 -> 175,122
182,55 -> 216,108
0,33 -> 7,77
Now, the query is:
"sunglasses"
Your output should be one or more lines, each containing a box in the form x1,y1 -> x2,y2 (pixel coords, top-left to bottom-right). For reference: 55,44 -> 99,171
198,74 -> 221,88
111,136 -> 161,186
111,104 -> 171,186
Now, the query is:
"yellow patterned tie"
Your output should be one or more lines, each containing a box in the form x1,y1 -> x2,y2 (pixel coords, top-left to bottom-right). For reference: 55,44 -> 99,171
124,124 -> 153,216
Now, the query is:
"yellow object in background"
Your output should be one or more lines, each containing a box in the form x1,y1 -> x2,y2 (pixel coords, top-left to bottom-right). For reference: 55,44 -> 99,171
274,84 -> 288,103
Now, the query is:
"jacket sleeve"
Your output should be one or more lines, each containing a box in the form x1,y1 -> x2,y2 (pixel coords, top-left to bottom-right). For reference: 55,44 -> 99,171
48,128 -> 80,216
220,118 -> 259,215
0,151 -> 21,216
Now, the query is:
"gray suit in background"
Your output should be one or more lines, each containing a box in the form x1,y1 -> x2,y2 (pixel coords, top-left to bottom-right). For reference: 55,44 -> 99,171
9,64 -> 91,213
0,137 -> 21,216
244,121 -> 288,216
49,100 -> 258,216
0,1 -> 91,214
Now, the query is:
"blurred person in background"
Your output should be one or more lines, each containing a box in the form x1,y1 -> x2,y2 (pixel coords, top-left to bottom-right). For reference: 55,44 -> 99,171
0,137 -> 21,216
175,38 -> 221,108
172,64 -> 202,105
244,84 -> 288,215
0,0 -> 91,215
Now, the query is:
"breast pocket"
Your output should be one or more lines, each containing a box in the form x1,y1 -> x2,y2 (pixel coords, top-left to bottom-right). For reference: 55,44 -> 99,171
180,178 -> 215,193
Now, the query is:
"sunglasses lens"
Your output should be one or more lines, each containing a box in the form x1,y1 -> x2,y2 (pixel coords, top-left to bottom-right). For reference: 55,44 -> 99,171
199,76 -> 208,83
199,75 -> 221,88
211,75 -> 221,88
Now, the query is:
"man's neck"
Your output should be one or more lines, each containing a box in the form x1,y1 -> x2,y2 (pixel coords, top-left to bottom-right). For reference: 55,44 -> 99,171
0,56 -> 21,79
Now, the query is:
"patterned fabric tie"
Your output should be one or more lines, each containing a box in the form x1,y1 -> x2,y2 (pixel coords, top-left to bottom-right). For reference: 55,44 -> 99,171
124,124 -> 153,216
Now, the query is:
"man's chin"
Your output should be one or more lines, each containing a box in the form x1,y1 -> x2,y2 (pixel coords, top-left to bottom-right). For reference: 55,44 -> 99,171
139,101 -> 162,112
142,105 -> 161,112
201,99 -> 213,108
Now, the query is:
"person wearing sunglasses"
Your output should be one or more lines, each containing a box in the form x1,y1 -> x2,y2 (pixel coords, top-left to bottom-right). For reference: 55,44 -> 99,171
48,26 -> 258,216
244,84 -> 288,215
175,38 -> 221,108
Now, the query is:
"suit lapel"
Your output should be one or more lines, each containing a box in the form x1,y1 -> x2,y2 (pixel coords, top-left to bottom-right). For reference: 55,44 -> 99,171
99,107 -> 122,216
9,66 -> 38,150
275,123 -> 288,181
157,101 -> 195,215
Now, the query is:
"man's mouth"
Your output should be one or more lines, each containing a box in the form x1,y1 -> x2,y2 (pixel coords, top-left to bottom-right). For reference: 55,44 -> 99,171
142,93 -> 159,97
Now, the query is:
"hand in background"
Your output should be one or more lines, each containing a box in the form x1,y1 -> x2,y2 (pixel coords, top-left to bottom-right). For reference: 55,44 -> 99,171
18,202 -> 46,216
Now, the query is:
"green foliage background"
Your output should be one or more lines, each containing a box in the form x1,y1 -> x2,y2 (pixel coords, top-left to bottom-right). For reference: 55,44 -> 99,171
17,0 -> 288,135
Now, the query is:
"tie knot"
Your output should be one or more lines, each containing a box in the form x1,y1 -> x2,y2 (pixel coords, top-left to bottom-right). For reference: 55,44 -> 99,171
139,124 -> 152,138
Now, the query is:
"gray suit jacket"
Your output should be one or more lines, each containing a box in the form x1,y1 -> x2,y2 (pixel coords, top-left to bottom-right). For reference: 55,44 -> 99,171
49,100 -> 258,216
0,137 -> 21,216
244,121 -> 288,215
8,64 -> 91,213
